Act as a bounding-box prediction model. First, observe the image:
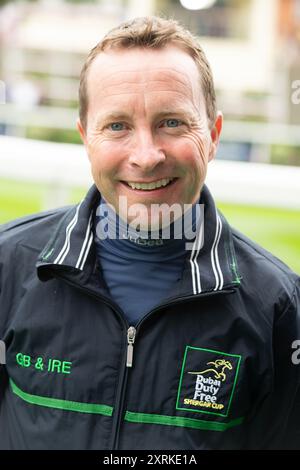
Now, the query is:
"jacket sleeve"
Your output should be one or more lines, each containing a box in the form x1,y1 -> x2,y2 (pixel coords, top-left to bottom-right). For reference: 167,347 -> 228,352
255,278 -> 300,449
277,278 -> 300,449
0,238 -> 9,404
0,245 -> 4,403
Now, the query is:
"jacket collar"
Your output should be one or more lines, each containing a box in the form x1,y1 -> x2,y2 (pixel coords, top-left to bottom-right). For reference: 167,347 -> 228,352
37,185 -> 98,281
179,185 -> 241,296
36,184 -> 241,296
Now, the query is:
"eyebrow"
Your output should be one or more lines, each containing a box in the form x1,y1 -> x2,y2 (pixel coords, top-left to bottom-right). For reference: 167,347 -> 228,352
155,109 -> 197,120
94,112 -> 129,128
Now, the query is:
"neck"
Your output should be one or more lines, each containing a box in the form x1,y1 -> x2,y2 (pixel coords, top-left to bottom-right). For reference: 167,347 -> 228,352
95,197 -> 203,248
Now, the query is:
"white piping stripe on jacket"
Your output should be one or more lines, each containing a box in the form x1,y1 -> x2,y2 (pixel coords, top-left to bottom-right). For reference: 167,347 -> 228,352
215,214 -> 224,290
54,202 -> 82,265
210,211 -> 224,291
189,254 -> 197,295
75,213 -> 93,269
189,217 -> 204,295
189,239 -> 200,295
79,231 -> 93,271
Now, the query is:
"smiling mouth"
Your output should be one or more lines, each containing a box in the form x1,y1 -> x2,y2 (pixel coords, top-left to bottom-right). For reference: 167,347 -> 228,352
122,177 -> 176,191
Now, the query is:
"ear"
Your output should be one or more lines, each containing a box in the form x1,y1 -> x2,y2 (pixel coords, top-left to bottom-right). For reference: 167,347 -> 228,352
208,111 -> 223,162
76,118 -> 87,146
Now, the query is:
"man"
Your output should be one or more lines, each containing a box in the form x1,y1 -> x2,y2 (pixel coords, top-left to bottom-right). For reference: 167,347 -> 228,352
0,16 -> 299,450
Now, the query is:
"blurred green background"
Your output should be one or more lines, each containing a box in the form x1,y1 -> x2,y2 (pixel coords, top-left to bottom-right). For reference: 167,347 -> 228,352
0,178 -> 299,274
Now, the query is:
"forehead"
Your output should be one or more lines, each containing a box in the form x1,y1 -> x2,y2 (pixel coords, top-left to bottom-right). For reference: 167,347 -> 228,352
86,46 -> 201,103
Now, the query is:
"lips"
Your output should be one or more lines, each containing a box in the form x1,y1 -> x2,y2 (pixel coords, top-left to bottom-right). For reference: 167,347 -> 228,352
124,178 -> 175,191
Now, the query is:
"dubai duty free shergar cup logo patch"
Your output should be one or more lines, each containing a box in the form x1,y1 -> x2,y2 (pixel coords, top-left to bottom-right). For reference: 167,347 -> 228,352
176,346 -> 242,418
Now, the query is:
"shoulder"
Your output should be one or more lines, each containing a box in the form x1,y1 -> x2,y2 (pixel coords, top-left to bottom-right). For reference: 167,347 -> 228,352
231,226 -> 299,306
0,206 -> 73,256
0,206 -> 71,234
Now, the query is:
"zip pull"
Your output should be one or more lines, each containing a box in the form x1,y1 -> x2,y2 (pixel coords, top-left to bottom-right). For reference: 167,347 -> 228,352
126,326 -> 136,368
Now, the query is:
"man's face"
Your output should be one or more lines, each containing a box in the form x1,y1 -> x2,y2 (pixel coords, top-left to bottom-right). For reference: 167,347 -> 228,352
77,45 -> 222,229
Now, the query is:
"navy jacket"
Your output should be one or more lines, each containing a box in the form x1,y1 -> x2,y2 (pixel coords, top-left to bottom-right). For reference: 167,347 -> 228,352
0,185 -> 299,449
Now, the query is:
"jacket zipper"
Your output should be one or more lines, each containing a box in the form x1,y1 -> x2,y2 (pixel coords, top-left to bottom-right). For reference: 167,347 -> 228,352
126,326 -> 137,368
110,326 -> 136,450
53,273 -> 234,449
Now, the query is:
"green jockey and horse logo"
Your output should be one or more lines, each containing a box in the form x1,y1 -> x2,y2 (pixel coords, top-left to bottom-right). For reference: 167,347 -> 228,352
176,347 -> 242,417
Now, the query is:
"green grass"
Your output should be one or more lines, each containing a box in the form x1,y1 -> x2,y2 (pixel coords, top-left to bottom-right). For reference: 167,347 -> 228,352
0,179 -> 299,274
0,179 -> 84,222
217,202 -> 300,274
0,180 -> 45,222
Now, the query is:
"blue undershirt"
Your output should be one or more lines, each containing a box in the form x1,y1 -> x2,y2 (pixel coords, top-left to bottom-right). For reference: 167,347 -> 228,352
94,197 -> 200,326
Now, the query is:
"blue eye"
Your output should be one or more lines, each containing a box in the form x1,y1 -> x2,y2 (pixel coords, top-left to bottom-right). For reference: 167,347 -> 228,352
110,122 -> 124,131
166,119 -> 181,127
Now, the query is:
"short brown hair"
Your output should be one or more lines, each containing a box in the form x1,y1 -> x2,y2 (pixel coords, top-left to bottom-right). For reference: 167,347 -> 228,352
79,16 -> 217,131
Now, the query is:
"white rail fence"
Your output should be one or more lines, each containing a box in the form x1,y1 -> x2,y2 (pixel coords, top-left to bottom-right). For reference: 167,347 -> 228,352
0,135 -> 300,210
1,105 -> 300,146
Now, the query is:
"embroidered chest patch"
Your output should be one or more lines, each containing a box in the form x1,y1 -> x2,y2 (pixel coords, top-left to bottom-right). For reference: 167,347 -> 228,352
176,346 -> 242,417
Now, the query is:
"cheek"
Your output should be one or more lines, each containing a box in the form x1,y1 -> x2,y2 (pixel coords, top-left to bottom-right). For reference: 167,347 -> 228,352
174,133 -> 210,170
87,139 -> 123,174
187,131 -> 210,158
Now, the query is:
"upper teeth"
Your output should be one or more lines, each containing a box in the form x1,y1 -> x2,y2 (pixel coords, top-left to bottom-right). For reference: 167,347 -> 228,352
127,178 -> 174,190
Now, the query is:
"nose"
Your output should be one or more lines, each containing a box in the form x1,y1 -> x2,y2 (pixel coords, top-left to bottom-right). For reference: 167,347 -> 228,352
128,129 -> 166,171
